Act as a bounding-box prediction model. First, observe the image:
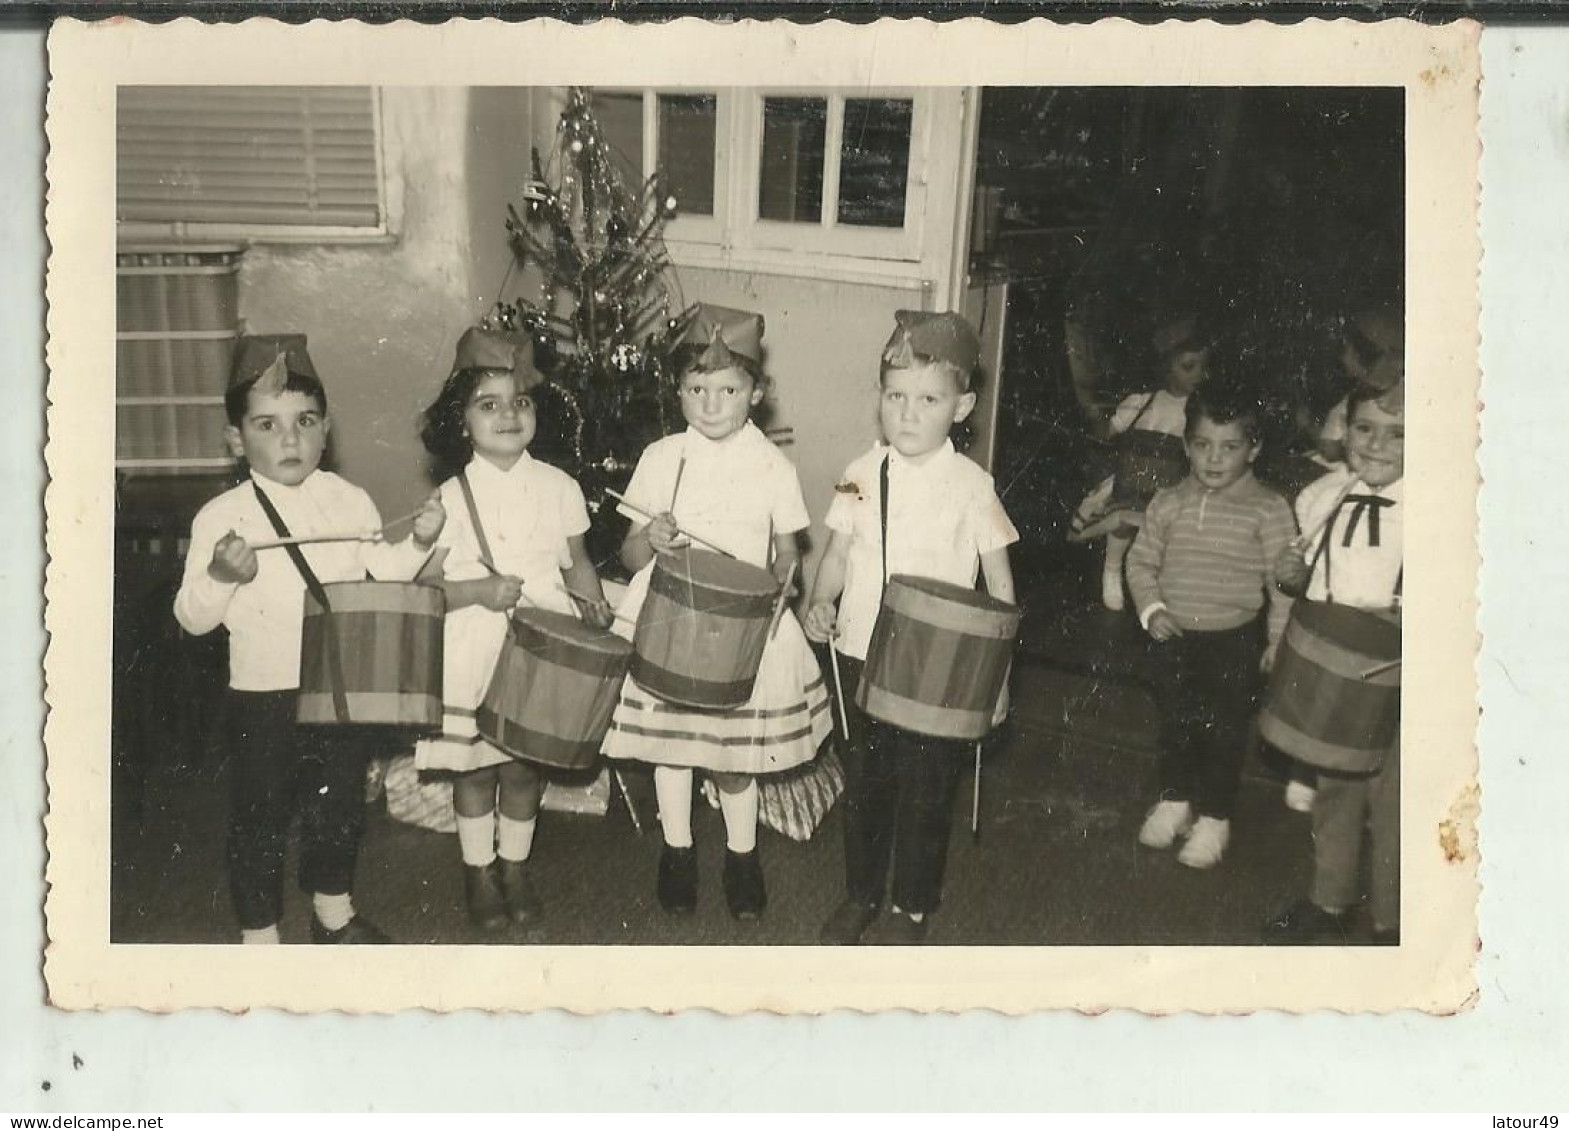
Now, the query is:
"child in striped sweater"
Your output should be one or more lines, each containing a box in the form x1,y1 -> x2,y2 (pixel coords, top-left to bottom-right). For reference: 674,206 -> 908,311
1126,384 -> 1296,869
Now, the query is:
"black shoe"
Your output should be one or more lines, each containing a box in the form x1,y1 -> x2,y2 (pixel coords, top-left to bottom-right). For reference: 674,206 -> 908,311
657,843 -> 698,916
464,862 -> 509,932
1261,899 -> 1355,945
818,898 -> 880,945
497,859 -> 544,926
878,911 -> 930,946
310,914 -> 392,945
722,848 -> 767,921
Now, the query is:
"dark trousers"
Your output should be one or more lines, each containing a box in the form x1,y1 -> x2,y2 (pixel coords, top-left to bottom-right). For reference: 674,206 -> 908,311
1150,621 -> 1262,821
835,654 -> 968,916
225,690 -> 374,929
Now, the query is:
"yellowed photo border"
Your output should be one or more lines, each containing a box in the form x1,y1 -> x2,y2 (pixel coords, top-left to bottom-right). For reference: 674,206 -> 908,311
43,15 -> 1480,1014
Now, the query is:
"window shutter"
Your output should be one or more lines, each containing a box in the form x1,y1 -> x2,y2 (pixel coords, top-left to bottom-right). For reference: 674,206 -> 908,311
117,87 -> 381,229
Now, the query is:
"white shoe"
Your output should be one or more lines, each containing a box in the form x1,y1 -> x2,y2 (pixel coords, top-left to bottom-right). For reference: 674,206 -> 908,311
1177,816 -> 1231,869
1138,800 -> 1193,849
1284,779 -> 1317,813
1101,569 -> 1126,611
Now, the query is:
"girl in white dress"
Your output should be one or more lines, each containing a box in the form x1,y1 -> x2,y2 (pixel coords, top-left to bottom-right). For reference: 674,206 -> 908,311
602,305 -> 831,920
415,328 -> 612,932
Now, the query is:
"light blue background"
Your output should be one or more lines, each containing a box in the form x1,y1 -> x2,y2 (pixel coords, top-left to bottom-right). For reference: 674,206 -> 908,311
3,25 -> 1566,1111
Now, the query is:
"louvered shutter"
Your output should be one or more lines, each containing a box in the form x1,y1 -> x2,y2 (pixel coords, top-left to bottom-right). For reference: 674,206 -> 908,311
117,87 -> 382,230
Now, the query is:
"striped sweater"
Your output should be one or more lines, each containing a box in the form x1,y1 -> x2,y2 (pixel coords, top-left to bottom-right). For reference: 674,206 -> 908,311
1126,472 -> 1296,642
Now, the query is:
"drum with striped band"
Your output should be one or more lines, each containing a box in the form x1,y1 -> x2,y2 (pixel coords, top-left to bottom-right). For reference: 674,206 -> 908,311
631,547 -> 780,710
1258,600 -> 1401,774
478,608 -> 634,770
855,575 -> 1021,741
298,580 -> 444,729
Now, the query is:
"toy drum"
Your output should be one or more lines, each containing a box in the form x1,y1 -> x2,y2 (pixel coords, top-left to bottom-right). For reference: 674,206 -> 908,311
298,580 -> 444,729
1112,430 -> 1189,506
1258,600 -> 1401,774
477,608 -> 633,770
856,575 -> 1021,740
632,547 -> 779,709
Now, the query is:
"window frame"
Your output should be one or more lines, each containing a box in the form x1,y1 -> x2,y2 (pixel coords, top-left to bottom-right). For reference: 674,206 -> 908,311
115,86 -> 395,246
593,86 -> 730,248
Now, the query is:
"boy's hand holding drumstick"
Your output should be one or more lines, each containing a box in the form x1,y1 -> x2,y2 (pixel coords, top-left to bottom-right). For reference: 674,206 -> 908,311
409,491 -> 447,549
209,531 -> 259,585
1274,541 -> 1311,592
644,511 -> 690,555
802,601 -> 839,645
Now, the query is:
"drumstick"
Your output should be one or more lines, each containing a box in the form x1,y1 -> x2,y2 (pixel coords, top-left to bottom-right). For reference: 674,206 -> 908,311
768,560 -> 798,640
827,637 -> 850,742
1361,657 -> 1402,679
250,503 -> 432,551
606,490 -> 736,559
971,742 -> 983,841
612,768 -> 645,836
670,455 -> 687,511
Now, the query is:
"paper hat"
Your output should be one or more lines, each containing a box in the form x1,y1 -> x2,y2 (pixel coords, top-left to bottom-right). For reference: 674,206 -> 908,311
1151,315 -> 1205,358
681,303 -> 765,369
882,310 -> 981,373
230,335 -> 318,396
451,326 -> 545,390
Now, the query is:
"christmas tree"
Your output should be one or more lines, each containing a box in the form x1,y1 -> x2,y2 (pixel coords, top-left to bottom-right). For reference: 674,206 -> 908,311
488,86 -> 693,570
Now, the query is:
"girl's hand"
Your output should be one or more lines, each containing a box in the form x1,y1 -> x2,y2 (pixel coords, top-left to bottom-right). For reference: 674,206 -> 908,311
578,598 -> 614,630
1275,542 -> 1310,591
209,531 -> 258,585
991,681 -> 1011,727
803,601 -> 838,644
646,512 -> 686,555
1146,609 -> 1185,642
412,492 -> 446,548
477,574 -> 524,611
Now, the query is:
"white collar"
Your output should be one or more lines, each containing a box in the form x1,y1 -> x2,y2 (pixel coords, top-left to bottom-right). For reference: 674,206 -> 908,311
467,451 -> 534,484
885,438 -> 956,476
684,420 -> 763,454
250,468 -> 321,500
1350,475 -> 1403,503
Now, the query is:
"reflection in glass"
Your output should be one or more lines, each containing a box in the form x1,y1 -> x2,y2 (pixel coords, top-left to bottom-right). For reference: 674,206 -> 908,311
759,97 -> 827,223
838,98 -> 913,228
657,94 -> 717,217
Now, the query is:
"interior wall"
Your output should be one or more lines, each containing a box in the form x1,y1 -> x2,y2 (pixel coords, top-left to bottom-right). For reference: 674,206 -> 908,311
236,88 -> 479,518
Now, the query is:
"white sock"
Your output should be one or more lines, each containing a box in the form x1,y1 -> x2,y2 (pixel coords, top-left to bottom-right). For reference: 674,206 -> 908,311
312,892 -> 354,932
716,777 -> 759,854
497,814 -> 537,863
654,766 -> 694,848
241,925 -> 280,945
456,813 -> 498,866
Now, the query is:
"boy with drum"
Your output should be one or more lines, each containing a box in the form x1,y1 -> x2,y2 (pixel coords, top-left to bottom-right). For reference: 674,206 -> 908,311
174,337 -> 445,944
1262,382 -> 1404,945
1125,383 -> 1297,870
805,310 -> 1018,945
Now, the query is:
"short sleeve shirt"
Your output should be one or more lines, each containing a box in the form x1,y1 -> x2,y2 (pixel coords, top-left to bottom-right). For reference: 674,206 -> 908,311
1110,389 -> 1189,438
618,422 -> 810,569
1295,467 -> 1403,608
438,453 -> 591,613
825,440 -> 1019,661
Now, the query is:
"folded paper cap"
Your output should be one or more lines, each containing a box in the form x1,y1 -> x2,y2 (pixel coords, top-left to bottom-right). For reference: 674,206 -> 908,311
1152,315 -> 1204,358
452,326 -> 544,390
882,310 -> 980,374
230,334 -> 318,396
681,303 -> 765,369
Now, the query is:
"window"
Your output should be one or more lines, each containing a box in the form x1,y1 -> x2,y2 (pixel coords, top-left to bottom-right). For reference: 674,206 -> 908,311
588,87 -> 934,268
116,86 -> 387,241
591,89 -> 725,243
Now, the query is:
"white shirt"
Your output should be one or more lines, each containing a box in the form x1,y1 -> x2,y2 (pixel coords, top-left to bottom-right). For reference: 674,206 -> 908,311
1110,389 -> 1189,438
437,453 -> 590,613
825,441 -> 1019,661
618,422 -> 810,569
1295,467 -> 1403,607
173,470 -> 428,691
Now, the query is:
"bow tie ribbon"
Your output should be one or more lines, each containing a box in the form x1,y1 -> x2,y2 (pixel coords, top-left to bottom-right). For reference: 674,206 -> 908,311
1340,493 -> 1393,547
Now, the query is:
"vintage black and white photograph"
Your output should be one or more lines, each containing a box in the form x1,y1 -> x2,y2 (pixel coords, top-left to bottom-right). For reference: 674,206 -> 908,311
43,17 -> 1479,1013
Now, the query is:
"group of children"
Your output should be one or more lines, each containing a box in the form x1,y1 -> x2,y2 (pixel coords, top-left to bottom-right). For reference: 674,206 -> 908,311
176,306 -> 1016,946
174,291 -> 1403,948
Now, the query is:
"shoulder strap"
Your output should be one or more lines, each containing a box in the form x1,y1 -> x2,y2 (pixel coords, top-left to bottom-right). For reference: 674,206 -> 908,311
252,481 -> 347,722
1124,390 -> 1158,431
456,471 -> 497,573
1305,496 -> 1341,603
879,453 -> 891,587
